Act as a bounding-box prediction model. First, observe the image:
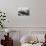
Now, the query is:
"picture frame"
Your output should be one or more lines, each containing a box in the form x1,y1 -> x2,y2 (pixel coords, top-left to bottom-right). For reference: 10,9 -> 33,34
18,8 -> 30,16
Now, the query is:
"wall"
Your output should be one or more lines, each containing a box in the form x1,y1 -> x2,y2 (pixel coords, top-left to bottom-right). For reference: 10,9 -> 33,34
0,0 -> 46,46
31,0 -> 46,27
2,0 -> 32,27
0,0 -> 46,27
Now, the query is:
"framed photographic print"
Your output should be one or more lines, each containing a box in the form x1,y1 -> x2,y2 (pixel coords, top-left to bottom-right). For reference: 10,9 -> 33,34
18,8 -> 30,16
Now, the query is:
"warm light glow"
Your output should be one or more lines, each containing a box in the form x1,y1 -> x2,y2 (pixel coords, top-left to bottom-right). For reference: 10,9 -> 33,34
5,29 -> 10,33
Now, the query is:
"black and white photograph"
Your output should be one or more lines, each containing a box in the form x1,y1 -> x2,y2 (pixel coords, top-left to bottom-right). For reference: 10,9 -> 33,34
18,8 -> 30,16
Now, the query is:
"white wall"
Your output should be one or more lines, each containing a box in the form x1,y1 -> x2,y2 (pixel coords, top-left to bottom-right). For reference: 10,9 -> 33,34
31,0 -> 46,27
0,1 -> 46,46
0,0 -> 46,27
5,0 -> 32,27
